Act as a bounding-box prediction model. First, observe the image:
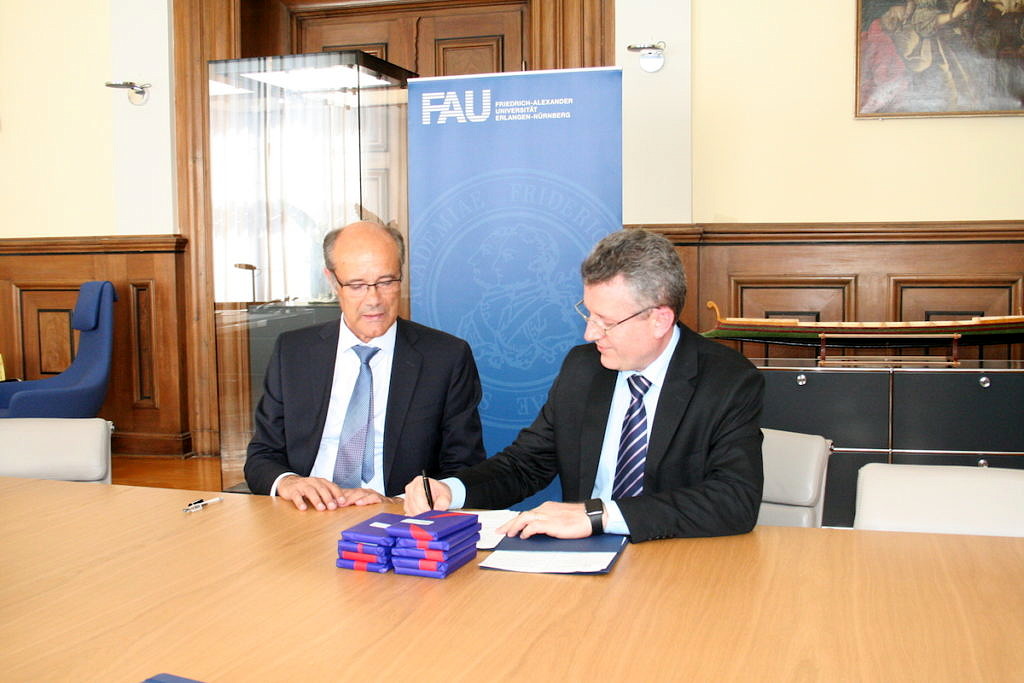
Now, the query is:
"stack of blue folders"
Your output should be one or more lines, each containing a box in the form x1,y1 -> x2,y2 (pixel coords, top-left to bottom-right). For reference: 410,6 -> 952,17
336,512 -> 405,573
336,511 -> 480,577
386,511 -> 481,578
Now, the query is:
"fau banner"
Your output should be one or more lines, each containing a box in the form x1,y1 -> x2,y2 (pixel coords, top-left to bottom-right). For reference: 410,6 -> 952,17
408,68 -> 622,499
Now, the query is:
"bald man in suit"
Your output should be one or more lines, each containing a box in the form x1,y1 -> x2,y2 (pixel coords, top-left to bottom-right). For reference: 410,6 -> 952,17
245,222 -> 486,511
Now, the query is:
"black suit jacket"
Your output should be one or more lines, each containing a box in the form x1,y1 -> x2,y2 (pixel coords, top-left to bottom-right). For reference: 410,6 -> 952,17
457,324 -> 764,541
245,318 -> 486,496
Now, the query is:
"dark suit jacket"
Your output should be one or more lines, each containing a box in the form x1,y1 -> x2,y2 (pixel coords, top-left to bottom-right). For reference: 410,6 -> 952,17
245,318 -> 486,496
457,324 -> 764,542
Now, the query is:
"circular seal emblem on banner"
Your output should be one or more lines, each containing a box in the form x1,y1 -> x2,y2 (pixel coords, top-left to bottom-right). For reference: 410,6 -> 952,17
412,169 -> 618,428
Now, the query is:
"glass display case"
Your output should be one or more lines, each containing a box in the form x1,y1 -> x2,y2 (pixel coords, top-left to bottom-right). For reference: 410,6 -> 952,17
207,51 -> 415,487
208,50 -> 415,303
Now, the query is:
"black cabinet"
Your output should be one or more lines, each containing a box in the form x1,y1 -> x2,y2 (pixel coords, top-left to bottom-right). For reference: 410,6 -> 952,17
761,369 -> 889,450
892,371 -> 1024,453
758,361 -> 1024,527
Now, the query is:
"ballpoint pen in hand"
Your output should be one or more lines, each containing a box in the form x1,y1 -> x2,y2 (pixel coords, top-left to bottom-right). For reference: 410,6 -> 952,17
421,470 -> 435,509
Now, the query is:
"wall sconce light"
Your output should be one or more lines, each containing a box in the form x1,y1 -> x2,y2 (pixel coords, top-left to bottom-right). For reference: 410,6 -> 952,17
626,42 -> 666,73
105,81 -> 151,105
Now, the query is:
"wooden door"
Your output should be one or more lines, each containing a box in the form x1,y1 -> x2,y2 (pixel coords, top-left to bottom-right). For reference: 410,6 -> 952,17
292,2 -> 527,77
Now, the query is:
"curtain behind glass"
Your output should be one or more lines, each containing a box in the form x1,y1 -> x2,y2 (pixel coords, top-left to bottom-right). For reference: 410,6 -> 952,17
210,84 -> 362,303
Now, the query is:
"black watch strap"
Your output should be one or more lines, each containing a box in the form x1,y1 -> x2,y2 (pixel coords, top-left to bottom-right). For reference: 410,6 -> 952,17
584,498 -> 605,535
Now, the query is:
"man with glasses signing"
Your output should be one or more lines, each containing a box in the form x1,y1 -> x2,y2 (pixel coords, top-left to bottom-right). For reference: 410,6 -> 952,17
246,221 -> 486,511
404,229 -> 764,541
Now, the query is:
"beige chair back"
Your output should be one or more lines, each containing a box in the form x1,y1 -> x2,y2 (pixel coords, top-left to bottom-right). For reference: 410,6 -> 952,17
0,418 -> 112,483
758,428 -> 832,528
854,462 -> 1024,537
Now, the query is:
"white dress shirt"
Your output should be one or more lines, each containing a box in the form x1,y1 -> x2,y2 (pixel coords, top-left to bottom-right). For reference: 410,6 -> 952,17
271,317 -> 396,495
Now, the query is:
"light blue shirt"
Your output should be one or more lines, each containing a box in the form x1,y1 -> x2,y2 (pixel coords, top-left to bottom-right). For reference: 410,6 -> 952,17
445,325 -> 680,536
271,317 -> 396,496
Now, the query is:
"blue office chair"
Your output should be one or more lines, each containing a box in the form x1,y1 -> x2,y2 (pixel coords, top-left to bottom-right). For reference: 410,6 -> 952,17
0,281 -> 117,418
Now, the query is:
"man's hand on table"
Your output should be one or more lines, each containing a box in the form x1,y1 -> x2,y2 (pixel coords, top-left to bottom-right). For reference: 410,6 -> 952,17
276,475 -> 392,511
497,501 -> 602,539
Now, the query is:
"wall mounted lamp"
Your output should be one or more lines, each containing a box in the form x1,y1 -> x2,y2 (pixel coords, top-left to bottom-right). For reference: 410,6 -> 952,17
105,81 -> 151,105
626,42 -> 666,73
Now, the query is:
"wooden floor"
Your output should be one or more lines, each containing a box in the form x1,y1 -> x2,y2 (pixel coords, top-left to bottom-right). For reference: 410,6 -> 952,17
111,456 -> 226,491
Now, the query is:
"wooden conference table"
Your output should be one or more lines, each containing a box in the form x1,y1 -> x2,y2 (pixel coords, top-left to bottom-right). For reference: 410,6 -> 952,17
2,478 -> 1022,682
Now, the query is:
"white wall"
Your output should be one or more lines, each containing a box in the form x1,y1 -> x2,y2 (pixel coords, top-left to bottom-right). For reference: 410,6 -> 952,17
690,1 -> 1024,223
0,0 -> 174,239
616,0 -> 693,225
110,0 -> 177,236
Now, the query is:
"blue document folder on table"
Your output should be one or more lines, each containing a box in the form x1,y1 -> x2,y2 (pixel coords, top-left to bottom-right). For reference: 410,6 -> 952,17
481,534 -> 628,575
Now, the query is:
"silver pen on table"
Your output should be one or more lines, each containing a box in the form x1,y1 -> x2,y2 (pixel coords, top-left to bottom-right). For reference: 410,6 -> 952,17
183,496 -> 223,513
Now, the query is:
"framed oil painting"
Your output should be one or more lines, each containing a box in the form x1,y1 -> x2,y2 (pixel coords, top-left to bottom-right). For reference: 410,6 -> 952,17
857,0 -> 1024,117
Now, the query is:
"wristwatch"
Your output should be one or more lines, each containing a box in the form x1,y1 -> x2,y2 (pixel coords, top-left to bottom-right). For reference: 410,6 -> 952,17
584,498 -> 605,535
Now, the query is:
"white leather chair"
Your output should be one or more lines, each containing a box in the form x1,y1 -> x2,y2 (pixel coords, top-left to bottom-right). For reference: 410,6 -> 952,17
0,418 -> 112,483
757,428 -> 832,528
854,462 -> 1024,537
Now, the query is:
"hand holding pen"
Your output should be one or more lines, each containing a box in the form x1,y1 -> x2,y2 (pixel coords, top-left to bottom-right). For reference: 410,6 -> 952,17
421,470 -> 435,509
404,473 -> 453,515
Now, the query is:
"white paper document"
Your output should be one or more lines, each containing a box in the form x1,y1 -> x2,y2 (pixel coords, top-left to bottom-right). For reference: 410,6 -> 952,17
479,550 -> 619,574
471,509 -> 520,549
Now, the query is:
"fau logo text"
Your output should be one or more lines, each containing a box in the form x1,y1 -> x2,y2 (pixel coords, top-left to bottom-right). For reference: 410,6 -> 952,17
421,90 -> 492,124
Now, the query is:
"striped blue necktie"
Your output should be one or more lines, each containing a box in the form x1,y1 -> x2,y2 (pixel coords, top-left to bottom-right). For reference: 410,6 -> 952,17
612,374 -> 652,499
333,345 -> 379,488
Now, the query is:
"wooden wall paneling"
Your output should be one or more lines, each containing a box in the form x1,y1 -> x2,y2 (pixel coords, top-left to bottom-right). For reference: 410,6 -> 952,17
242,0 -> 291,57
296,14 -> 418,68
581,0 -> 611,67
0,281 -> 13,378
129,280 -> 157,406
38,310 -> 74,376
433,34 -> 504,75
730,276 -> 855,319
103,248 -> 191,455
12,285 -> 80,380
889,274 -> 1024,361
291,2 -> 525,77
174,0 -> 240,457
657,227 -> 701,330
275,0 -> 613,71
418,7 -> 524,75
640,223 -> 1024,362
675,243 -> 700,331
529,0 -> 612,69
889,274 -> 1023,319
215,303 -> 252,489
109,253 -> 192,456
118,253 -> 192,455
730,275 -> 856,360
327,42 -> 390,59
0,237 -> 190,455
696,221 -> 1024,243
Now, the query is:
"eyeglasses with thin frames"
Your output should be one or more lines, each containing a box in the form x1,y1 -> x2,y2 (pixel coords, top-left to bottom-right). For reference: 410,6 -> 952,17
574,299 -> 656,336
332,273 -> 402,297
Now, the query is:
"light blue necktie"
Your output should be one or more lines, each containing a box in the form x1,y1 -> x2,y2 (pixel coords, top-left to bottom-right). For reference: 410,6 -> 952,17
612,374 -> 652,499
333,345 -> 380,488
